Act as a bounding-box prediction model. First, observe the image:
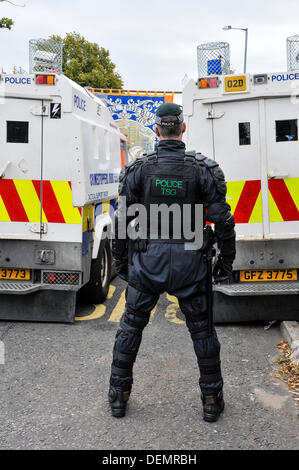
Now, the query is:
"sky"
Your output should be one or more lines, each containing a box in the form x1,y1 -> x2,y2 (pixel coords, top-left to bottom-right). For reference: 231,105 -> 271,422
0,0 -> 299,92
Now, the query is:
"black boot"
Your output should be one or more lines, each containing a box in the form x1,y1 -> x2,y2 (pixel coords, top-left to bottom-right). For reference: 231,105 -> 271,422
108,386 -> 131,418
201,390 -> 224,422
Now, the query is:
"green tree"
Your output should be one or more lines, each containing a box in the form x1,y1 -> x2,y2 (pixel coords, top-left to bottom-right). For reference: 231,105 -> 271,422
51,32 -> 123,89
0,18 -> 13,29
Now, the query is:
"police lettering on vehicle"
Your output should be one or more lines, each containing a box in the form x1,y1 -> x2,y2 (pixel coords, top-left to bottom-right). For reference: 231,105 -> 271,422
90,173 -> 119,186
271,73 -> 299,82
74,94 -> 87,112
4,76 -> 31,85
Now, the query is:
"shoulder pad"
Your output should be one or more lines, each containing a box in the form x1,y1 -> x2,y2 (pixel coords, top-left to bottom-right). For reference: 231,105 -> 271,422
119,158 -> 143,182
118,165 -> 127,183
145,151 -> 157,158
126,157 -> 144,173
195,153 -> 226,196
185,150 -> 196,157
195,153 -> 218,168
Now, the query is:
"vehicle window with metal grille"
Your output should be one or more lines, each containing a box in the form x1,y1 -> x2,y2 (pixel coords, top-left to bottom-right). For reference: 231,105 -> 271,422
239,122 -> 251,145
7,121 -> 29,143
276,119 -> 298,142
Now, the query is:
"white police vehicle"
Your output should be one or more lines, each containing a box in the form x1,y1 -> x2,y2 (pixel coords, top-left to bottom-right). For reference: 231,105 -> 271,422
0,72 -> 126,322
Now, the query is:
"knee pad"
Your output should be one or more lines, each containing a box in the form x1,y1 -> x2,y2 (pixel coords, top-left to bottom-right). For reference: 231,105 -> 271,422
121,309 -> 151,331
113,321 -> 143,359
112,309 -> 150,371
186,318 -> 209,339
194,333 -> 221,359
186,318 -> 221,358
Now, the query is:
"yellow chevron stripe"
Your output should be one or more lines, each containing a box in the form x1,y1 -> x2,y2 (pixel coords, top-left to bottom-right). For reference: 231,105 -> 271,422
13,179 -> 48,223
284,178 -> 299,211
226,181 -> 245,215
268,190 -> 283,222
248,190 -> 263,223
0,194 -> 10,221
51,181 -> 81,224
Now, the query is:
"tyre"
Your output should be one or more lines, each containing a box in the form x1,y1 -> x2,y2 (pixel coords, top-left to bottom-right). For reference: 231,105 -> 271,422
79,239 -> 112,304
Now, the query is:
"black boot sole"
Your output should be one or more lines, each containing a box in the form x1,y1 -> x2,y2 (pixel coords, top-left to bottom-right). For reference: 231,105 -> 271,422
203,401 -> 225,423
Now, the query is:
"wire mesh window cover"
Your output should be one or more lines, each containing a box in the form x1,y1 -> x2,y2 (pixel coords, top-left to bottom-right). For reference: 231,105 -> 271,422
276,120 -> 298,142
29,38 -> 63,74
287,35 -> 299,72
197,42 -> 230,78
7,121 -> 29,143
239,122 -> 251,146
42,271 -> 80,285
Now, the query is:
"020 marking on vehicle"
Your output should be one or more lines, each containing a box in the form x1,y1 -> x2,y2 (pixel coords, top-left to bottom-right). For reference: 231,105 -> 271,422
224,75 -> 247,93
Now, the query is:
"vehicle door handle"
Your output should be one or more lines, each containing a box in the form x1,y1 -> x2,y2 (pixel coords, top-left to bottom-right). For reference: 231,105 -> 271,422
267,170 -> 289,179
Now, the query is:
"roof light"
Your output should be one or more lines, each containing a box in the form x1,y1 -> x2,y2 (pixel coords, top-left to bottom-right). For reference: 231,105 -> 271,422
198,77 -> 219,89
36,74 -> 55,85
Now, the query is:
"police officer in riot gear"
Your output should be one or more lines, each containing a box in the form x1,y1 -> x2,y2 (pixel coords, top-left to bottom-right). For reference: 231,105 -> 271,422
108,103 -> 236,421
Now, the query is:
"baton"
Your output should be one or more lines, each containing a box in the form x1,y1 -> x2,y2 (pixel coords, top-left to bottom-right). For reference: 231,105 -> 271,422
203,226 -> 216,336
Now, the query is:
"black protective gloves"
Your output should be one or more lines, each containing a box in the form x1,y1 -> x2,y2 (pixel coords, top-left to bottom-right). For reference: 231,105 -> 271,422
213,233 -> 236,282
213,255 -> 233,282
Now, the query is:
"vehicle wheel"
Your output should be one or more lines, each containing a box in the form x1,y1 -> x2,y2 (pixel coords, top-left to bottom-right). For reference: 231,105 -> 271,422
79,239 -> 112,304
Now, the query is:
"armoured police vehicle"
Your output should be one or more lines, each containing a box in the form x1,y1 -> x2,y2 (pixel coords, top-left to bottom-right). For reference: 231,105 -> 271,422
183,70 -> 299,321
0,72 -> 126,322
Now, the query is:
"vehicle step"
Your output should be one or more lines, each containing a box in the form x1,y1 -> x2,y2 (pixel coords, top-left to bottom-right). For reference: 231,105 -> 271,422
214,281 -> 299,296
0,282 -> 41,295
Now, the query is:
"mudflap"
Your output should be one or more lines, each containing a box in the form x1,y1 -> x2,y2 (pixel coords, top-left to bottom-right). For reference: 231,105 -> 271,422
213,291 -> 299,323
0,290 -> 76,323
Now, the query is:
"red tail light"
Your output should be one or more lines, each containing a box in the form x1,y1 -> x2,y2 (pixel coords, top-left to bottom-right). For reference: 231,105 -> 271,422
36,74 -> 55,85
198,77 -> 219,89
46,273 -> 56,283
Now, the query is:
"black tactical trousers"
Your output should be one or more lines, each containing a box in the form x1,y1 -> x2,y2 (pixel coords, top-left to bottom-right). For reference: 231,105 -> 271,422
110,243 -> 223,395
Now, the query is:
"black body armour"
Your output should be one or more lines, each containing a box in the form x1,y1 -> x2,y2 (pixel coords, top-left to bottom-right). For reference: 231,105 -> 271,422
139,152 -> 203,240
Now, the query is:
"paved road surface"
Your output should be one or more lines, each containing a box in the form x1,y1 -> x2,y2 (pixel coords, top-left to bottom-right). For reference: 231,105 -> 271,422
0,277 -> 298,450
